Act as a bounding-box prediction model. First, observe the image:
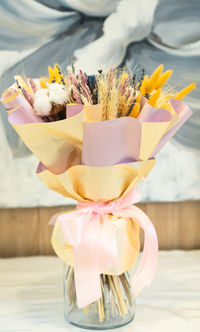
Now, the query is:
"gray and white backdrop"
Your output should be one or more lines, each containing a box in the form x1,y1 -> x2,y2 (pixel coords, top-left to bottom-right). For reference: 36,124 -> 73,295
0,0 -> 200,208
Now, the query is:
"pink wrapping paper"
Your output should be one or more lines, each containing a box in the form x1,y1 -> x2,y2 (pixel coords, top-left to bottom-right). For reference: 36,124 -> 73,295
81,99 -> 192,166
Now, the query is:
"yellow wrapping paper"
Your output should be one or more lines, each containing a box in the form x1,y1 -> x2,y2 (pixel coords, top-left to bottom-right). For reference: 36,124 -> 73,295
52,214 -> 140,275
3,91 -> 179,174
37,159 -> 155,274
11,111 -> 84,174
1,88 -> 161,275
0,69 -> 194,283
84,104 -> 103,121
37,160 -> 155,202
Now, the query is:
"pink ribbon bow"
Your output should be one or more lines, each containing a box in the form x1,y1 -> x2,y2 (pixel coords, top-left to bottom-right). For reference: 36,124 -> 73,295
50,187 -> 158,308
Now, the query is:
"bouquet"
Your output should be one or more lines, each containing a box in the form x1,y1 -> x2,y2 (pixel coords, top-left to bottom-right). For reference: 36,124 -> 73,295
1,63 -> 195,329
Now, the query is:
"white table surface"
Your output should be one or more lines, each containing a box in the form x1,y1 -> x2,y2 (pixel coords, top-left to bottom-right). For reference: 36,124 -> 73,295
0,251 -> 199,332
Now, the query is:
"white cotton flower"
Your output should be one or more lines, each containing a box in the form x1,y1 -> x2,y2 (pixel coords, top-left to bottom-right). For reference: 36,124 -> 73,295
48,83 -> 70,105
33,83 -> 71,116
33,89 -> 51,116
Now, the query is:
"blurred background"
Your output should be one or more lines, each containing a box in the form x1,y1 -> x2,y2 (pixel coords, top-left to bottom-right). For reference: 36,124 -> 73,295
0,0 -> 200,256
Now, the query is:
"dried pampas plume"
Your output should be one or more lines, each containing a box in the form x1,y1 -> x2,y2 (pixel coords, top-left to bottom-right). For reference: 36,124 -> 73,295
97,68 -> 138,120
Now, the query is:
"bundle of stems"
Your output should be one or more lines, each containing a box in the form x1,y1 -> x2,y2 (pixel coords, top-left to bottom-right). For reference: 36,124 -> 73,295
16,64 -> 195,123
64,266 -> 134,322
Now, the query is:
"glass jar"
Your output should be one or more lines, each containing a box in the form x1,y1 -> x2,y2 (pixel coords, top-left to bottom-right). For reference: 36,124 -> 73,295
63,264 -> 135,330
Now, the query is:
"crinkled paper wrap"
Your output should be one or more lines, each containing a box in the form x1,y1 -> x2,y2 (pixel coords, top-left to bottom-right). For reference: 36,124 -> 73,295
1,88 -> 192,174
1,89 -> 84,174
52,214 -> 140,275
1,84 -> 192,276
81,100 -> 192,166
37,159 -> 155,274
37,160 -> 155,201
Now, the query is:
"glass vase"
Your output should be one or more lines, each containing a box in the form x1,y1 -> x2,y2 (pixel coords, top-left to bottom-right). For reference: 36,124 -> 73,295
63,264 -> 135,330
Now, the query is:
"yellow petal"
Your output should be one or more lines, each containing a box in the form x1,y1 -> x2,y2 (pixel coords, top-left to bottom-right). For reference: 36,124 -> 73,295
175,83 -> 196,100
54,63 -> 63,84
136,94 -> 141,103
139,75 -> 149,96
48,66 -> 55,82
40,79 -> 48,88
155,70 -> 173,89
146,64 -> 164,92
148,89 -> 161,107
129,102 -> 140,118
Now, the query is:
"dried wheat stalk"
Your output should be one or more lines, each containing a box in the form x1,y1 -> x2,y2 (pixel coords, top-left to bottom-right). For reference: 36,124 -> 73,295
64,266 -> 134,322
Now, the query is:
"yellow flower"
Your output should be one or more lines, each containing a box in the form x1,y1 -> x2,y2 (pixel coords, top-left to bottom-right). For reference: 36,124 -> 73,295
138,64 -> 195,111
40,63 -> 69,88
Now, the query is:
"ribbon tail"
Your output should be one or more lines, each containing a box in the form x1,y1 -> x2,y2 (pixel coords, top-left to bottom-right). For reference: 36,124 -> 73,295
117,205 -> 158,297
73,214 -> 102,308
73,243 -> 101,308
98,215 -> 118,273
59,212 -> 102,308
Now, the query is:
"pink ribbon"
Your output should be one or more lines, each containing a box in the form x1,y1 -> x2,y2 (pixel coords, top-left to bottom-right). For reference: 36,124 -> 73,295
50,188 -> 158,308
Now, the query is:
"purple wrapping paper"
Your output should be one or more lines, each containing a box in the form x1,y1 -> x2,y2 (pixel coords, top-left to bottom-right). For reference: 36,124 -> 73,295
82,117 -> 141,166
150,99 -> 192,157
66,104 -> 83,118
81,99 -> 192,166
